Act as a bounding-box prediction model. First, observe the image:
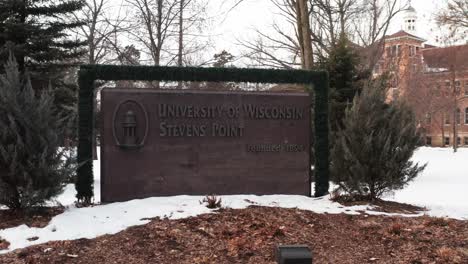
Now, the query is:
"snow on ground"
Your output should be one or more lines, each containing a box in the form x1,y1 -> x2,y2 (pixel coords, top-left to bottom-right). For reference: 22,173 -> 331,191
0,195 -> 375,254
1,147 -> 467,253
384,147 -> 468,220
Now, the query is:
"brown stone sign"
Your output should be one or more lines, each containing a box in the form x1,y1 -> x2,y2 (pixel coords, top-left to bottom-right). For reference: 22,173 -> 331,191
100,88 -> 311,202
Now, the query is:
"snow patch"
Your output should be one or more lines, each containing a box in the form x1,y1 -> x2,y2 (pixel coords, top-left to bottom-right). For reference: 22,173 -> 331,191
384,147 -> 468,220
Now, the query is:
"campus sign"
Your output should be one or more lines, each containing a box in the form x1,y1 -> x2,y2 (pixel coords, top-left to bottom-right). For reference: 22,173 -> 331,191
101,89 -> 311,202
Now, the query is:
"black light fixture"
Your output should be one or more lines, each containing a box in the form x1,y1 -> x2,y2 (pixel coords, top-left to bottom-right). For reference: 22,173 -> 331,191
276,245 -> 313,264
122,110 -> 137,146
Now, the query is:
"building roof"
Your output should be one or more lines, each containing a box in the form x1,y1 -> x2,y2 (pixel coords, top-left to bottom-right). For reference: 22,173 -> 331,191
406,5 -> 416,12
385,30 -> 426,42
422,44 -> 468,70
423,44 -> 438,49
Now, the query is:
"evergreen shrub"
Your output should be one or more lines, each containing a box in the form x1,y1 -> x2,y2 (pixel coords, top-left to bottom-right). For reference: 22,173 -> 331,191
0,57 -> 74,209
331,78 -> 426,200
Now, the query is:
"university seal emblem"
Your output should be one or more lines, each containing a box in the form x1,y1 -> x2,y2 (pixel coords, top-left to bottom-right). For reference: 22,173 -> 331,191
112,99 -> 148,149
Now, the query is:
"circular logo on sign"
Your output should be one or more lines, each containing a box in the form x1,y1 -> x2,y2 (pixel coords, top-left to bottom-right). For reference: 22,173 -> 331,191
112,99 -> 149,149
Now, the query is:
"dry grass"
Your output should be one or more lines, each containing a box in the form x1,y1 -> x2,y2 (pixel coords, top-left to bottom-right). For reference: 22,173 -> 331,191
387,222 -> 404,235
424,216 -> 450,227
436,246 -> 462,263
201,195 -> 222,209
357,219 -> 381,230
0,237 -> 10,250
457,247 -> 468,257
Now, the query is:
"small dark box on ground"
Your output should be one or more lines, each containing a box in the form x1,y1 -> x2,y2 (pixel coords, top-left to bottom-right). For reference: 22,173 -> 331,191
276,245 -> 312,264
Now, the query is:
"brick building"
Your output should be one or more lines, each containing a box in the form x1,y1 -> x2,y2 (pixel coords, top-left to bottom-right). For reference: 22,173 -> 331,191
374,4 -> 468,147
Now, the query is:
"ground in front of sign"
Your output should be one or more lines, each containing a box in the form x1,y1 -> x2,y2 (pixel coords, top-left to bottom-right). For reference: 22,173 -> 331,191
0,206 -> 467,263
0,147 -> 467,263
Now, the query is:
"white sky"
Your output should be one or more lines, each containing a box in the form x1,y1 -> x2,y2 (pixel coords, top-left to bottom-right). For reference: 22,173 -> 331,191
388,0 -> 447,45
105,0 -> 455,65
212,0 -> 448,54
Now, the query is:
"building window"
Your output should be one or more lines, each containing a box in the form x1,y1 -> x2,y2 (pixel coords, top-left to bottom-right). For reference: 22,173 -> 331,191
444,137 -> 450,146
426,137 -> 432,146
409,46 -> 415,56
466,108 -> 468,124
464,137 -> 468,146
464,80 -> 468,96
425,113 -> 431,125
455,80 -> 461,94
392,88 -> 399,99
445,112 -> 450,125
391,45 -> 398,57
390,74 -> 399,87
457,108 -> 461,125
434,83 -> 441,97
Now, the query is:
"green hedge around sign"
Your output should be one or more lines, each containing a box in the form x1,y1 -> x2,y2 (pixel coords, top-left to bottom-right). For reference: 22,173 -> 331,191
76,65 -> 329,202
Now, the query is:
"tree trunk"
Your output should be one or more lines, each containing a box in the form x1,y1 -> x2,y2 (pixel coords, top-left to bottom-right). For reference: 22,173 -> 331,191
177,0 -> 184,89
296,0 -> 313,69
441,121 -> 445,147
18,0 -> 27,74
369,182 -> 376,201
452,99 -> 458,152
156,0 -> 163,66
451,67 -> 457,152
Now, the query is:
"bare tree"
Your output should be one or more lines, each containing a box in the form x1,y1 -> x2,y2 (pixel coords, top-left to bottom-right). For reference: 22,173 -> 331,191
175,0 -> 213,87
124,0 -> 178,66
70,0 -> 130,158
309,0 -> 361,58
238,0 -> 306,69
405,63 -> 449,146
71,0 -> 128,64
124,0 -> 210,68
178,0 -> 184,67
404,45 -> 467,151
435,0 -> 468,43
351,0 -> 403,73
297,0 -> 313,69
238,0 -> 402,72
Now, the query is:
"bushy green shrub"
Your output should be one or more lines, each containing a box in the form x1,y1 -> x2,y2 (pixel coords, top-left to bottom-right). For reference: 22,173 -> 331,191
0,56 -> 74,209
331,78 -> 426,200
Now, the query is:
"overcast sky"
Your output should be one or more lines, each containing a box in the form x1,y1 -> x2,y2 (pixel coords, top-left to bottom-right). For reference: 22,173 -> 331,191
105,0 -> 457,66
211,0 -> 449,55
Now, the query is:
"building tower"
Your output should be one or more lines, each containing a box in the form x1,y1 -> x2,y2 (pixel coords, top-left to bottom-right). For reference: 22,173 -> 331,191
403,1 -> 418,34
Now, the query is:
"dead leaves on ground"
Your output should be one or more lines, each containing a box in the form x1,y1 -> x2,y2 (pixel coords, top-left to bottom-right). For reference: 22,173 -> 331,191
0,206 -> 466,264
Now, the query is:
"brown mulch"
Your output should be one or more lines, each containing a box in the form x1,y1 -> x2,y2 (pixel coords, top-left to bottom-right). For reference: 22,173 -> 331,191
332,195 -> 426,214
0,207 -> 64,230
0,206 -> 467,264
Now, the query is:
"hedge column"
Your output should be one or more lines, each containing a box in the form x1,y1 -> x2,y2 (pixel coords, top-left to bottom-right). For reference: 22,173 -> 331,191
313,73 -> 329,197
76,69 -> 95,202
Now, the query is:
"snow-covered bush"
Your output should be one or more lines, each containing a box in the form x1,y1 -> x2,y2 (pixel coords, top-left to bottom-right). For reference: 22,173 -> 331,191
331,78 -> 426,200
0,56 -> 74,209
